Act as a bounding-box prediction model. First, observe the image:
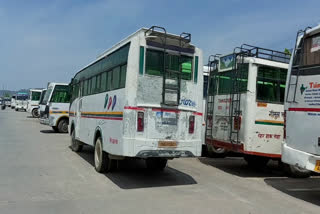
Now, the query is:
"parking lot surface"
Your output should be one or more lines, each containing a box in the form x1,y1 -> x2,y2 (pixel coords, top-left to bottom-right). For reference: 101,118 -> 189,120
0,109 -> 319,214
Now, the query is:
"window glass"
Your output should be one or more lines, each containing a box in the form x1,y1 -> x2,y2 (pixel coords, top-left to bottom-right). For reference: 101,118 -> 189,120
87,78 -> 92,95
39,90 -> 47,104
107,71 -> 112,91
50,85 -> 70,103
216,63 -> 248,95
91,76 -> 96,94
120,64 -> 127,88
84,80 -> 88,96
42,88 -> 52,104
101,72 -> 107,92
203,75 -> 208,98
256,66 -> 287,103
145,49 -> 193,80
112,66 -> 120,90
31,91 -> 41,101
96,74 -> 101,93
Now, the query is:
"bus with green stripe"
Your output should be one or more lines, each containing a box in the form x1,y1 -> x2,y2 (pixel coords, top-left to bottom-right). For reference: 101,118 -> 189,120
205,45 -> 310,177
69,26 -> 203,173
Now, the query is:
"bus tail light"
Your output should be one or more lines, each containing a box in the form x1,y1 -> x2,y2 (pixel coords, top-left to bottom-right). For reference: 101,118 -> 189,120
234,116 -> 241,130
189,116 -> 195,134
137,112 -> 144,132
283,111 -> 286,139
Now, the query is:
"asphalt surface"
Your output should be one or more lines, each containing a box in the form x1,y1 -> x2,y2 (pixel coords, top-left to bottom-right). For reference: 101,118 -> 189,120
0,108 -> 319,214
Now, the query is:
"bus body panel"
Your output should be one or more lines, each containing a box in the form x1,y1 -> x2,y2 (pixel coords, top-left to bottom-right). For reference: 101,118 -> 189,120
70,28 -> 203,158
282,26 -> 320,173
207,57 -> 288,158
27,89 -> 42,114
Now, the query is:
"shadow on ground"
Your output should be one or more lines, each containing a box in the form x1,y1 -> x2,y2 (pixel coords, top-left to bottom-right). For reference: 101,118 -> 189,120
74,146 -> 197,189
40,130 -> 58,134
199,157 -> 286,178
265,177 -> 320,206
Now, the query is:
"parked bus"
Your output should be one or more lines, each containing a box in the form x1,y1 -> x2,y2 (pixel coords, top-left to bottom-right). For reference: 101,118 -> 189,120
11,95 -> 16,109
40,83 -> 70,133
205,44 -> 310,177
4,98 -> 11,107
69,26 -> 203,173
282,25 -> 320,174
15,92 -> 29,111
38,89 -> 47,114
27,89 -> 42,117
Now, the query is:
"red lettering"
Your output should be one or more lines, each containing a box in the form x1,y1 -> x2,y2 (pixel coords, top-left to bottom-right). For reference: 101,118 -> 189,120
310,82 -> 314,88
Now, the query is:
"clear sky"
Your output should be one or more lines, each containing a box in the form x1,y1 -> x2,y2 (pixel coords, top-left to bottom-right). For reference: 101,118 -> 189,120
0,0 -> 319,90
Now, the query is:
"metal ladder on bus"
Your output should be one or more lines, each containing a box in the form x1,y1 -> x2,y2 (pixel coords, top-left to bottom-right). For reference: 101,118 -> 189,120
205,55 -> 220,139
229,48 -> 247,144
286,27 -> 311,103
162,33 -> 191,106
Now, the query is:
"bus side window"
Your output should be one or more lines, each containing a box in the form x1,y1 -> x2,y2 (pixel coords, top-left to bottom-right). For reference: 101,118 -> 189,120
96,74 -> 101,93
107,71 -> 112,91
101,72 -> 107,92
120,64 -> 127,88
112,66 -> 121,90
91,76 -> 96,94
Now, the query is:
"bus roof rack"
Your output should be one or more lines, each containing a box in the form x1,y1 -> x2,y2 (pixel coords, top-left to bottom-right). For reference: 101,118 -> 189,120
233,44 -> 291,64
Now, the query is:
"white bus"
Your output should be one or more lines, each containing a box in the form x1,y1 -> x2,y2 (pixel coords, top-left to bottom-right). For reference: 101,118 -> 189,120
69,26 -> 203,173
205,45 -> 310,177
282,25 -> 320,174
40,83 -> 70,133
11,95 -> 16,109
15,92 -> 28,111
27,89 -> 42,117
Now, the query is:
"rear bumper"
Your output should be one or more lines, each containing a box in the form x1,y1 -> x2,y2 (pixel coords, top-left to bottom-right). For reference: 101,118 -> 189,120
122,138 -> 202,158
282,143 -> 320,173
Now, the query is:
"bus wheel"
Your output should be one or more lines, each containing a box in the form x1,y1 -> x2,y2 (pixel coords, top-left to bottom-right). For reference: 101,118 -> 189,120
94,137 -> 115,173
207,145 -> 227,158
52,126 -> 59,132
58,119 -> 68,133
70,129 -> 83,152
244,155 -> 269,169
146,158 -> 168,171
283,163 -> 311,178
32,109 -> 39,118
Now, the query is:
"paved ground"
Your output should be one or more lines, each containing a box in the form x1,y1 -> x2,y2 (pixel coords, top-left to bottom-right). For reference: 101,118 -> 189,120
0,108 -> 319,214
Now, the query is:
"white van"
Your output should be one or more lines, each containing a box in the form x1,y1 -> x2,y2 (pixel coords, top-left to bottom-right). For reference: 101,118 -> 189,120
282,25 -> 320,174
40,83 -> 70,133
27,89 -> 42,117
69,26 -> 203,172
15,92 -> 28,111
11,95 -> 16,109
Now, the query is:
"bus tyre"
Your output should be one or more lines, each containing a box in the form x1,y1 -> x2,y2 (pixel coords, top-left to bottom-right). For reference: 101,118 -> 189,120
94,137 -> 115,173
70,129 -> 83,152
52,126 -> 59,132
244,155 -> 269,169
146,158 -> 168,171
207,145 -> 227,158
58,119 -> 68,133
31,109 -> 39,118
283,163 -> 311,178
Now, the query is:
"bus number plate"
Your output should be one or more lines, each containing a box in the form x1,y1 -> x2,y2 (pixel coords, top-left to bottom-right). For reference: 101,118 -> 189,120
158,141 -> 177,148
314,160 -> 320,172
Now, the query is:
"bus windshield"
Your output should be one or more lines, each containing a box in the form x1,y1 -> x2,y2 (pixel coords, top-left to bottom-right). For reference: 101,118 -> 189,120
42,88 -> 52,105
31,91 -> 41,101
50,85 -> 70,103
39,90 -> 47,104
16,95 -> 28,100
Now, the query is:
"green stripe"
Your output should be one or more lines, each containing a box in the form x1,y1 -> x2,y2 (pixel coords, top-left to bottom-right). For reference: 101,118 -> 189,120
255,121 -> 284,126
139,46 -> 145,75
194,56 -> 199,83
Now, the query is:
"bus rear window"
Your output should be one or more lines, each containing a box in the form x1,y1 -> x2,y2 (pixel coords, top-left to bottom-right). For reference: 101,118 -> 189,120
211,64 -> 248,95
256,66 -> 287,103
50,85 -> 70,103
145,49 -> 193,80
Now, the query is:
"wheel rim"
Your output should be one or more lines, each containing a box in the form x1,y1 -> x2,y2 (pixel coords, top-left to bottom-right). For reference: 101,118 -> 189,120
61,121 -> 68,133
94,140 -> 101,168
34,109 -> 39,117
71,131 -> 76,149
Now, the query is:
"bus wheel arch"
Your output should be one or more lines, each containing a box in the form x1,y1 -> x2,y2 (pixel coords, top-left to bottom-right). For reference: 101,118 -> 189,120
70,124 -> 83,152
56,116 -> 69,133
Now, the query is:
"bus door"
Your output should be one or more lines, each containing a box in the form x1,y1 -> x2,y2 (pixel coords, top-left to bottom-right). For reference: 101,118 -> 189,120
75,98 -> 83,139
